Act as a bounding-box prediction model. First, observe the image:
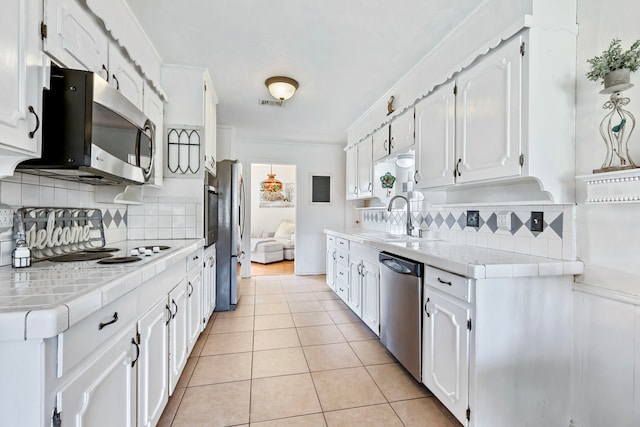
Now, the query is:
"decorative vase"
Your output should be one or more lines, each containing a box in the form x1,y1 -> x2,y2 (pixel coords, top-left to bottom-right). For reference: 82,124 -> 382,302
594,72 -> 638,173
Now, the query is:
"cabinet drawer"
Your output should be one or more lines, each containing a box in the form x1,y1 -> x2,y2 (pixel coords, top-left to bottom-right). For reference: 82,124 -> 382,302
336,263 -> 349,283
327,234 -> 336,248
336,237 -> 349,250
424,266 -> 472,302
57,295 -> 138,378
186,248 -> 203,272
336,249 -> 349,266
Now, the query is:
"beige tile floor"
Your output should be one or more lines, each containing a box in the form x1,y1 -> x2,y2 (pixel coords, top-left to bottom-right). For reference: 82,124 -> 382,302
158,274 -> 462,427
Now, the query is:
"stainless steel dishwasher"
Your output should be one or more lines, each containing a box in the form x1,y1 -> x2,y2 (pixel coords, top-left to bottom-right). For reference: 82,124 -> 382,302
379,251 -> 424,382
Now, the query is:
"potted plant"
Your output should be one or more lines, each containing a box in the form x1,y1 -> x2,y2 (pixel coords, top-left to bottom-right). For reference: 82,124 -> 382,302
587,38 -> 640,94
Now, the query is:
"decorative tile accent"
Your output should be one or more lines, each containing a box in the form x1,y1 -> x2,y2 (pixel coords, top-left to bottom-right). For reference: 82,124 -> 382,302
360,203 -> 576,260
486,213 -> 498,233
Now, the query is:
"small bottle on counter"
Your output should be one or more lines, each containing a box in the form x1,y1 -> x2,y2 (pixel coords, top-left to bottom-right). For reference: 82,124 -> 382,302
12,239 -> 31,268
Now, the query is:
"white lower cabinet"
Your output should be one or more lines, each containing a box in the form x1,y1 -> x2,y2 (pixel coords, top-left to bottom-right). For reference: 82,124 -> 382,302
137,299 -> 169,427
325,235 -> 336,291
168,279 -> 189,394
326,236 -> 380,336
360,258 -> 380,336
187,265 -> 204,353
422,264 -> 573,426
55,324 -> 137,427
347,257 -> 363,317
202,245 -> 217,328
423,284 -> 471,424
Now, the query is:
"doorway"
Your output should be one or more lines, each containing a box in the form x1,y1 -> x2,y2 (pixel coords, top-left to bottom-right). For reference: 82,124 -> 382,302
249,163 -> 296,276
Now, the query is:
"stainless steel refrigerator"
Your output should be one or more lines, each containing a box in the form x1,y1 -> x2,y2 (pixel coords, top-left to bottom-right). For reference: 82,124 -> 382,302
215,159 -> 245,311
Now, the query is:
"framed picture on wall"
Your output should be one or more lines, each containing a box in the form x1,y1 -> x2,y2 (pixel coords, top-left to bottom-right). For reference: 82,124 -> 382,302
310,174 -> 331,204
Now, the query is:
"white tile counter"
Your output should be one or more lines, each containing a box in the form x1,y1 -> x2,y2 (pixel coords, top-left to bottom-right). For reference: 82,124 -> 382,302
0,239 -> 204,341
325,228 -> 583,279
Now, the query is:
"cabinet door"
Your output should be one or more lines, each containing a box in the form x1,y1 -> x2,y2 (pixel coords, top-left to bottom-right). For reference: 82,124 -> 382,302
137,299 -> 169,427
345,145 -> 358,200
455,36 -> 522,183
390,109 -> 415,154
204,74 -> 217,174
326,248 -> 336,291
43,0 -> 109,78
372,124 -> 390,161
202,249 -> 216,327
0,0 -> 43,163
168,280 -> 189,394
422,289 -> 470,424
361,259 -> 379,336
415,83 -> 456,188
109,45 -> 144,110
187,267 -> 203,353
357,137 -> 373,198
144,82 -> 164,187
55,325 -> 137,427
347,259 -> 362,317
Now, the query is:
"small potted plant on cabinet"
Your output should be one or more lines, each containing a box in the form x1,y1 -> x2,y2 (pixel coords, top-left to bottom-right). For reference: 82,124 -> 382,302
587,38 -> 640,94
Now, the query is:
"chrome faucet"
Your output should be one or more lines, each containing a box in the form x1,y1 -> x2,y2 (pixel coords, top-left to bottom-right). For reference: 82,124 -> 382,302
387,195 -> 414,236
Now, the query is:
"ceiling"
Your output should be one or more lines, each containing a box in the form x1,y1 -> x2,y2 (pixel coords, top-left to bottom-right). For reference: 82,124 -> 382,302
126,0 -> 480,144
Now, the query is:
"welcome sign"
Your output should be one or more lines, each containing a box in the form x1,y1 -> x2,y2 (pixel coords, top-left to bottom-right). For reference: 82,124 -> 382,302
15,208 -> 106,260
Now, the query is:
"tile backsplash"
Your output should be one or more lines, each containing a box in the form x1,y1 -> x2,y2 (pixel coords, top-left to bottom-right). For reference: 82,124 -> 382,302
362,200 -> 576,260
0,172 -> 127,266
127,196 -> 201,240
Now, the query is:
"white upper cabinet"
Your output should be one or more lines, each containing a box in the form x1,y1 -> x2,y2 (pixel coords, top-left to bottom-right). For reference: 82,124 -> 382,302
357,137 -> 373,198
455,35 -> 522,184
204,73 -> 217,174
0,0 -> 46,177
43,0 -> 109,79
372,124 -> 390,161
390,109 -> 415,154
162,65 -> 218,177
345,145 -> 358,200
144,81 -> 164,187
109,44 -> 144,110
415,82 -> 456,189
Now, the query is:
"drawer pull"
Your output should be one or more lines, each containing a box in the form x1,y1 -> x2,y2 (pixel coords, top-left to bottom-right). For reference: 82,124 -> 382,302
188,282 -> 194,297
131,337 -> 140,368
437,277 -> 452,286
193,255 -> 199,261
98,312 -> 118,330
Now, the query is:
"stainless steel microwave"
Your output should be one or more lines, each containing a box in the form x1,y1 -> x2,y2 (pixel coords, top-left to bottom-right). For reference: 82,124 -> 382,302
18,65 -> 155,185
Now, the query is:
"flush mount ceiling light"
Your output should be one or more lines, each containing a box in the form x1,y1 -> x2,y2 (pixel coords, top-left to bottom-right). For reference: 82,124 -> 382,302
265,76 -> 299,101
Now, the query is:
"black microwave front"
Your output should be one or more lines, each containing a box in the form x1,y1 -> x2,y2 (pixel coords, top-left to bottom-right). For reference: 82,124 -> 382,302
18,65 -> 154,185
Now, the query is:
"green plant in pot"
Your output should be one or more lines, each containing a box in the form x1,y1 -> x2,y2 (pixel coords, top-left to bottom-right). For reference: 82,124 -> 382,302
587,38 -> 640,94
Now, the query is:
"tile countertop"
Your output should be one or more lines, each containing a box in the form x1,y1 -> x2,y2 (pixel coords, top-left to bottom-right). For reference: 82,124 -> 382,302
0,239 -> 204,342
326,228 -> 583,280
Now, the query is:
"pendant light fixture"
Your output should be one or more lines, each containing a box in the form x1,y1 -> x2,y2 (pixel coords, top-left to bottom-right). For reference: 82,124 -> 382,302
260,165 -> 283,192
265,76 -> 299,101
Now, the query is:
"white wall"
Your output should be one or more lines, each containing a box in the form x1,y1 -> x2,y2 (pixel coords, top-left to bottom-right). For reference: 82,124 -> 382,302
573,0 -> 640,425
228,134 -> 346,276
250,164 -> 295,235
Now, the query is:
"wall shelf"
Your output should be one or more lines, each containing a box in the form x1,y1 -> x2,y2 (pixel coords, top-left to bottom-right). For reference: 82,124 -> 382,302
576,169 -> 640,203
